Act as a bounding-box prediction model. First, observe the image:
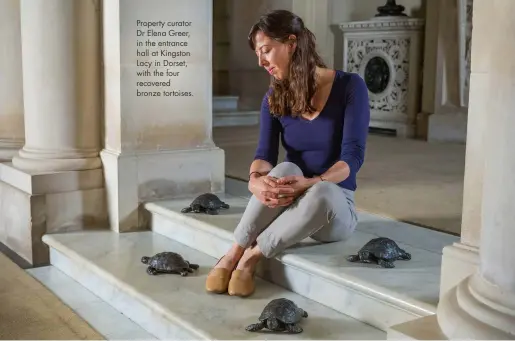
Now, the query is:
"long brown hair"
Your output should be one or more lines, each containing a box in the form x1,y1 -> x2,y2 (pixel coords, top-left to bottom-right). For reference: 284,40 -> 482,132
248,10 -> 326,117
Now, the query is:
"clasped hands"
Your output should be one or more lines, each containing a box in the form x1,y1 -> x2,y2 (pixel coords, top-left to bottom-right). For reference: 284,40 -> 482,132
249,174 -> 315,208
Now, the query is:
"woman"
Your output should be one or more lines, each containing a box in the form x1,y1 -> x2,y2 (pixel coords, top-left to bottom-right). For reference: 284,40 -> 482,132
206,9 -> 370,297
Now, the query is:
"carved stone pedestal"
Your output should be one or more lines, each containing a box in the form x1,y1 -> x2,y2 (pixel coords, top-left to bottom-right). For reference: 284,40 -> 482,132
339,17 -> 424,138
102,0 -> 225,232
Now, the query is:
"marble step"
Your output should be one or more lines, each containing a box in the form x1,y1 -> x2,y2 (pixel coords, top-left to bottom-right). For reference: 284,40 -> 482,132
213,110 -> 259,127
213,95 -> 239,111
213,126 -> 260,146
42,231 -> 385,340
145,193 -> 459,331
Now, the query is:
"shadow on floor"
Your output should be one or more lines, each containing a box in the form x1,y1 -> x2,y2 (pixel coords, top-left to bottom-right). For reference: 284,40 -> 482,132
0,241 -> 32,269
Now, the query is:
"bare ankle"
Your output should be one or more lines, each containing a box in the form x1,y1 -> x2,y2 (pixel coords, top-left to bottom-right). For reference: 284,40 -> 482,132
237,246 -> 262,271
215,244 -> 245,269
230,243 -> 245,257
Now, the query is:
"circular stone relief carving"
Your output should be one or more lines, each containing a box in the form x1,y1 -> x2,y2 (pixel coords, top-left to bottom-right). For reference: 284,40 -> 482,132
364,56 -> 390,94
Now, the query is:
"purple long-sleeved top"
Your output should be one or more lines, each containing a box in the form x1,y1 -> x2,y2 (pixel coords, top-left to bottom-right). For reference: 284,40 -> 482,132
254,70 -> 370,191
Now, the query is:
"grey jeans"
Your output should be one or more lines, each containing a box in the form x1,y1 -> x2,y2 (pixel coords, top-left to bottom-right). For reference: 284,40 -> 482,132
233,162 -> 358,258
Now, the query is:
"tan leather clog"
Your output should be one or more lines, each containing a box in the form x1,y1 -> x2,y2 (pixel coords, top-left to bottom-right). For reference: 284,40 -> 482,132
205,257 -> 233,294
227,269 -> 255,297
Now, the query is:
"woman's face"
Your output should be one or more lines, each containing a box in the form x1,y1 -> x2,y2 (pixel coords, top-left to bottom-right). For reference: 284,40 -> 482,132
253,31 -> 296,80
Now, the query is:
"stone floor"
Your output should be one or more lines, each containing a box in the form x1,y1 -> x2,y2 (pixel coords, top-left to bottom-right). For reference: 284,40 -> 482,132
0,241 -> 152,339
0,251 -> 102,340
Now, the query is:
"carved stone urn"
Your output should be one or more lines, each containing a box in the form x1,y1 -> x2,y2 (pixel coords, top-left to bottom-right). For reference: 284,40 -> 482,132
376,0 -> 407,17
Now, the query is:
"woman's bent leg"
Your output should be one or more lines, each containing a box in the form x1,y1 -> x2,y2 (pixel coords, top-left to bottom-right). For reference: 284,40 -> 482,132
233,161 -> 304,248
228,181 -> 357,297
206,161 -> 302,294
256,181 -> 358,259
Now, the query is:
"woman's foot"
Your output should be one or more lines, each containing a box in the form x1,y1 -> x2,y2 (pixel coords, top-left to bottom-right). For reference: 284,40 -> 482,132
228,245 -> 263,297
205,244 -> 244,294
235,246 -> 262,273
213,252 -> 240,271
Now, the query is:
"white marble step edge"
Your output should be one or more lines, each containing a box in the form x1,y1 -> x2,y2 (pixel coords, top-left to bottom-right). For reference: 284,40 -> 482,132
213,95 -> 239,111
41,232 -> 385,340
214,110 -> 260,117
213,110 -> 260,127
41,235 -> 209,340
145,202 -> 436,332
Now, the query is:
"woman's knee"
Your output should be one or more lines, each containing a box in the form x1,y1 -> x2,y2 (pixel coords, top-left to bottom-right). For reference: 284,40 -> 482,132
310,206 -> 357,243
308,181 -> 335,194
268,162 -> 303,178
302,181 -> 340,206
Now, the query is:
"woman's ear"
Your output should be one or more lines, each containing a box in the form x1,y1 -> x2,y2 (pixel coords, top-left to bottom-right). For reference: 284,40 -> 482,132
287,34 -> 297,52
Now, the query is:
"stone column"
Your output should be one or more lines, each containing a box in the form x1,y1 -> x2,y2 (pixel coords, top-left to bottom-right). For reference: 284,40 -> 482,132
12,0 -> 101,172
438,0 -> 481,298
436,0 -> 515,338
292,0 -> 332,67
0,0 -> 25,160
423,0 -> 469,143
101,0 -> 224,232
0,0 -> 106,266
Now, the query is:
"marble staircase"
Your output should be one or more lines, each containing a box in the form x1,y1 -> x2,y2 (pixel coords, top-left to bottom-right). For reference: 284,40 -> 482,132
213,95 -> 259,127
42,231 -> 384,340
38,181 -> 458,339
144,192 -> 458,333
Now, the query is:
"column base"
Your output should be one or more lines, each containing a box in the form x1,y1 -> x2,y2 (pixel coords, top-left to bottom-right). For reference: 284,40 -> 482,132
0,149 -> 20,162
386,243 -> 482,340
0,138 -> 24,161
427,111 -> 468,143
439,242 -> 479,299
437,273 -> 515,339
12,148 -> 101,172
101,147 -> 225,233
0,162 -> 107,266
